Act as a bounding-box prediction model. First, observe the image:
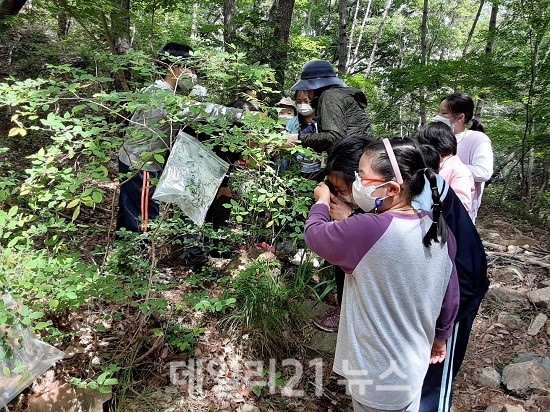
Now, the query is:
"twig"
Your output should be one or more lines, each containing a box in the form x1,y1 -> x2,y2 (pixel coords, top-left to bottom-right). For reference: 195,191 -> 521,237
134,335 -> 165,364
485,251 -> 550,269
482,240 -> 507,252
309,380 -> 338,403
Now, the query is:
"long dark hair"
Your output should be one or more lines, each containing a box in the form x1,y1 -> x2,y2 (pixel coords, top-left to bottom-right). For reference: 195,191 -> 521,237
364,138 -> 447,247
443,93 -> 485,133
325,137 -> 371,184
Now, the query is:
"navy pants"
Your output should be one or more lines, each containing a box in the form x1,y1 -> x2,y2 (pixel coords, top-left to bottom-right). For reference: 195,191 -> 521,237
116,161 -> 161,233
419,306 -> 479,412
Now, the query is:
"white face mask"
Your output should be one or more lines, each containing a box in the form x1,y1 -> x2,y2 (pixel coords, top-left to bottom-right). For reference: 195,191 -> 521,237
433,115 -> 452,129
352,173 -> 389,212
297,103 -> 314,116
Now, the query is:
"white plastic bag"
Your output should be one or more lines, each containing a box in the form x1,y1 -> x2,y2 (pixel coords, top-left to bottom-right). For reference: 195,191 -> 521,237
152,131 -> 229,226
0,295 -> 64,408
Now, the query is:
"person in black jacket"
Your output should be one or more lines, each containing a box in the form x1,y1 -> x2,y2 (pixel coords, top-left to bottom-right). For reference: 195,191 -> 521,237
286,60 -> 372,153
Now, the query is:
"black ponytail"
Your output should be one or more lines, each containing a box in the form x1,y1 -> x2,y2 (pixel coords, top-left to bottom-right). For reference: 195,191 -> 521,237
470,118 -> 486,133
422,169 -> 448,247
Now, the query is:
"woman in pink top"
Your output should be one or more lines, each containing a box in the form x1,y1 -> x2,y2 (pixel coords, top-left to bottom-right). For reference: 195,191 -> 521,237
437,93 -> 493,223
416,122 -> 475,214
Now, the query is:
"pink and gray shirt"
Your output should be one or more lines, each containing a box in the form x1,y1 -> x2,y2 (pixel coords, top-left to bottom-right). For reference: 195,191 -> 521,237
304,204 -> 459,409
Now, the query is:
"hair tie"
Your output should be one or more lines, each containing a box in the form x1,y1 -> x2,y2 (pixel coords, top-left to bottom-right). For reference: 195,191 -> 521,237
382,138 -> 403,185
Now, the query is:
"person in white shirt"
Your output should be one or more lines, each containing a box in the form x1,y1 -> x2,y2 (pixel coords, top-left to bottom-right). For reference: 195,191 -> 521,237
435,93 -> 493,223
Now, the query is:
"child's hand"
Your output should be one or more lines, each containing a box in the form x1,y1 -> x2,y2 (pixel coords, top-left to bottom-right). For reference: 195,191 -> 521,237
430,339 -> 446,364
329,193 -> 354,221
284,133 -> 299,147
314,182 -> 331,203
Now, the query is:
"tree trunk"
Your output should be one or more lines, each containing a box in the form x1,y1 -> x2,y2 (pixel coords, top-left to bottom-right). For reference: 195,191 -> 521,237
350,0 -> 373,72
272,0 -> 295,48
485,2 -> 498,54
270,0 -> 296,86
462,0 -> 485,56
526,146 -> 534,206
0,0 -> 27,20
337,0 -> 348,74
541,157 -> 550,191
57,9 -> 70,39
346,0 -> 361,72
109,0 -> 130,54
365,0 -> 393,77
190,3 -> 199,40
109,0 -> 131,91
475,2 -> 496,135
223,0 -> 236,52
419,0 -> 428,125
0,0 -> 27,30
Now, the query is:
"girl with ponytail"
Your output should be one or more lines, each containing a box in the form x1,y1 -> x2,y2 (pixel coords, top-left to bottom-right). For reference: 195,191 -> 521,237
304,137 -> 459,412
437,93 -> 493,223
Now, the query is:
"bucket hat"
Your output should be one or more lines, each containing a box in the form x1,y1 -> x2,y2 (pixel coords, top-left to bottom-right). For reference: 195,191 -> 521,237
290,60 -> 346,91
276,97 -> 297,110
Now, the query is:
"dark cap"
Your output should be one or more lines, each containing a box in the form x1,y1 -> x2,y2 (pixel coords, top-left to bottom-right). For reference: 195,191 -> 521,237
290,60 -> 346,91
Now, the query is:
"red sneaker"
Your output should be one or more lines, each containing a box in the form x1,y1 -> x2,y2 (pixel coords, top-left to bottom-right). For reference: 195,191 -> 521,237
312,307 -> 340,333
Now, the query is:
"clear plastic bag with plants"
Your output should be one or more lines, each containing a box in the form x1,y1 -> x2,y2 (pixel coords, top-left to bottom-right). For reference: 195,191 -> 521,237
152,131 -> 230,226
0,295 -> 64,408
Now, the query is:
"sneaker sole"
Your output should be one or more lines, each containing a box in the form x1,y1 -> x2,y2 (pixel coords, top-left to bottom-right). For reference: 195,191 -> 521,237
312,320 -> 338,333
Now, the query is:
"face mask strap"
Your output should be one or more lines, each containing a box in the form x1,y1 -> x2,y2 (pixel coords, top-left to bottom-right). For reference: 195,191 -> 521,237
382,138 -> 403,185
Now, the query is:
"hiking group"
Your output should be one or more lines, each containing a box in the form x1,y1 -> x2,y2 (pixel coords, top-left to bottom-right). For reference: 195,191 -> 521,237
117,42 -> 493,412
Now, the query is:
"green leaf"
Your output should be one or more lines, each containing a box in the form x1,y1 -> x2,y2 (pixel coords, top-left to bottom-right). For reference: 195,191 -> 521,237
66,291 -> 78,300
92,191 -> 103,203
30,311 -> 44,320
72,205 -> 81,221
34,321 -> 52,330
20,305 -> 29,317
3,366 -> 10,377
7,206 -> 18,217
67,199 -> 80,208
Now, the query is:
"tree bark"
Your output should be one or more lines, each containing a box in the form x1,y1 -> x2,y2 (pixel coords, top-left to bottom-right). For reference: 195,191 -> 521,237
462,0 -> 485,56
485,2 -> 498,54
57,9 -> 70,39
346,0 -> 361,72
223,0 -> 236,52
109,0 -> 131,91
0,0 -> 27,19
419,0 -> 428,125
350,0 -> 372,72
365,0 -> 393,77
269,0 -> 296,86
190,3 -> 199,40
0,0 -> 27,30
337,0 -> 348,74
526,146 -> 534,205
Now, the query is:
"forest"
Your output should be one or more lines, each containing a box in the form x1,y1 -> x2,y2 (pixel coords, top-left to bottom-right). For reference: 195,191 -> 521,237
0,0 -> 549,411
